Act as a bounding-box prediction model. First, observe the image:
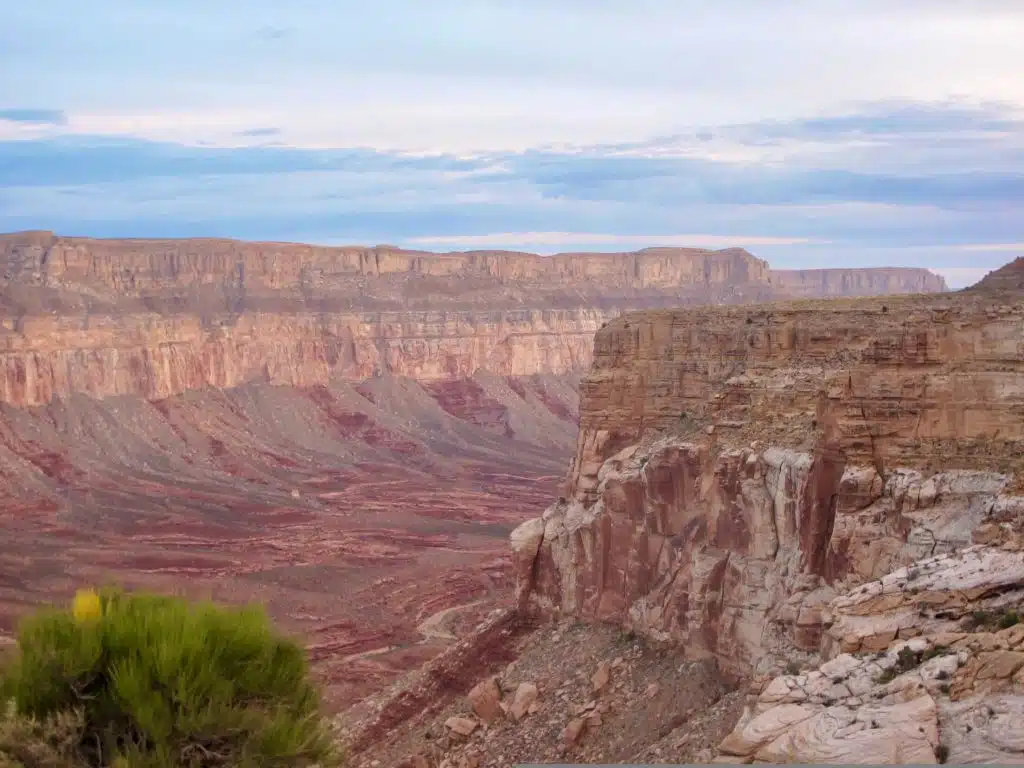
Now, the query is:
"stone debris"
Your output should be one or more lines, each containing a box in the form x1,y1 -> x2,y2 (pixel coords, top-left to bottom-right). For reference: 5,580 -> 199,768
508,681 -> 538,721
467,676 -> 502,723
339,620 -> 737,768
444,717 -> 479,737
561,717 -> 587,747
591,660 -> 611,693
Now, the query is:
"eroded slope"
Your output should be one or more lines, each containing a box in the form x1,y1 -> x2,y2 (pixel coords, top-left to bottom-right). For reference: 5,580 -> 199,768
0,372 -> 580,708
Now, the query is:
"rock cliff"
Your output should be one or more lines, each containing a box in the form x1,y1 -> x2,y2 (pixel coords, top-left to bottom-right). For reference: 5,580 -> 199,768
769,267 -> 946,297
512,289 -> 1024,681
0,232 -> 945,408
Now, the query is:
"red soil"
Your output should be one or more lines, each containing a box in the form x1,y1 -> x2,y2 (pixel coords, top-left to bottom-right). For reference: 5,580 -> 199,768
0,374 -> 578,711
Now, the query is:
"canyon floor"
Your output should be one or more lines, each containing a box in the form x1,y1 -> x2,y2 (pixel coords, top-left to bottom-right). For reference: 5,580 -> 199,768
0,371 -> 579,710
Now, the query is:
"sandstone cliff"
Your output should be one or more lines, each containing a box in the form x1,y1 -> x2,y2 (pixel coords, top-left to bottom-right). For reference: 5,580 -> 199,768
0,232 -> 945,408
769,267 -> 946,297
512,289 -> 1024,681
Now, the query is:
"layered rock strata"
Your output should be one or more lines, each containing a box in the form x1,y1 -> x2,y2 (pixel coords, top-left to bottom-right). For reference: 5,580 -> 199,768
512,290 -> 1024,680
717,547 -> 1024,764
0,232 -> 945,407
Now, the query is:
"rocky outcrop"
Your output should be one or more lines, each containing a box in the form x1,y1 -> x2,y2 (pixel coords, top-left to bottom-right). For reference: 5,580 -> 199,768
718,546 -> 1024,764
0,232 -> 946,407
513,289 -> 1024,680
967,257 -> 1024,293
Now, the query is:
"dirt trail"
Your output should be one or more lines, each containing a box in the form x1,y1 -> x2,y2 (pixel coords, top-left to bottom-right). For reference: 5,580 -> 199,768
416,599 -> 485,641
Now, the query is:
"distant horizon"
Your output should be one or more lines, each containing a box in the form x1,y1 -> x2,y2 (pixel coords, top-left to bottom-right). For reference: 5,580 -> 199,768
3,2 -> 1022,291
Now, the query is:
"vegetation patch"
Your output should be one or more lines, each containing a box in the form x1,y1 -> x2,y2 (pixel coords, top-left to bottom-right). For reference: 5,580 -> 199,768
0,587 -> 339,767
875,644 -> 951,684
961,608 -> 1021,631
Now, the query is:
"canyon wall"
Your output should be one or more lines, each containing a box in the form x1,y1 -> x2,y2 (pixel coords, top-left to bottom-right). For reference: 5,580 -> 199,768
0,309 -> 606,407
768,267 -> 947,297
0,232 -> 946,407
512,284 -> 1024,680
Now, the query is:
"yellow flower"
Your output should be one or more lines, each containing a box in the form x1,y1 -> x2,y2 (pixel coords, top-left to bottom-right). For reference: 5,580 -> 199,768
72,589 -> 102,623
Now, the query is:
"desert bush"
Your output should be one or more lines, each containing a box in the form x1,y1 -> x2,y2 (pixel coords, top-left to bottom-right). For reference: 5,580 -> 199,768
0,703 -> 85,768
998,610 -> 1020,629
0,588 -> 339,768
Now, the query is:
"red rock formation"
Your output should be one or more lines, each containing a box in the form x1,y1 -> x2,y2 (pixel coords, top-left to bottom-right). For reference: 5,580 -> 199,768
513,287 -> 1024,680
0,232 -> 945,407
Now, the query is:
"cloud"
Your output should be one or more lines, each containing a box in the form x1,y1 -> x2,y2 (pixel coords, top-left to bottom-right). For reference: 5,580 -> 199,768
408,233 -> 827,249
255,26 -> 290,42
0,108 -> 67,125
235,127 -> 281,137
3,1 -> 1024,151
0,100 -> 1021,266
953,242 -> 1024,252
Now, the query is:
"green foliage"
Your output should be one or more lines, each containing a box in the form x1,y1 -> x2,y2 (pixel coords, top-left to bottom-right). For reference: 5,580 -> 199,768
961,608 -> 1021,631
0,589 -> 339,768
875,646 -> 923,684
998,610 -> 1020,629
875,643 -> 952,685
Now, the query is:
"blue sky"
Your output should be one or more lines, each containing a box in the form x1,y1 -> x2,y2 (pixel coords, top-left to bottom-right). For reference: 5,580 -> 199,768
2,1 -> 1024,287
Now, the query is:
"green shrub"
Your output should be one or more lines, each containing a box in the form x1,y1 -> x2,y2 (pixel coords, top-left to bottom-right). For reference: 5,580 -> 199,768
0,588 -> 339,768
998,610 -> 1020,629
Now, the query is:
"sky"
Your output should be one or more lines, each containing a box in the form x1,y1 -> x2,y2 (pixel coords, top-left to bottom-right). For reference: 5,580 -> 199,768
2,1 -> 1024,287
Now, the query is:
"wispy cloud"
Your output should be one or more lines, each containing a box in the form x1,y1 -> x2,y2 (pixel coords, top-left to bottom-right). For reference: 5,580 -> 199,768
408,233 -> 827,248
236,127 -> 281,137
953,242 -> 1024,252
255,26 -> 291,42
0,101 -> 1020,282
0,108 -> 67,125
4,1 -> 1024,151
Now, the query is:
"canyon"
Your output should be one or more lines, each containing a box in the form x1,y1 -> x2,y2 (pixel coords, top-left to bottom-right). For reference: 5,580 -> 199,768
337,259 -> 1024,766
0,230 -> 947,710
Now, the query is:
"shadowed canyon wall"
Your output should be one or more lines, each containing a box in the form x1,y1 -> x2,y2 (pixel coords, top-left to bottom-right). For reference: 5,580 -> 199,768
0,231 -> 945,407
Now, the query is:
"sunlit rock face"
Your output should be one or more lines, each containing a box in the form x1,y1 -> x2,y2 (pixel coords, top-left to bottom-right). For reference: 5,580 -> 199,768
0,232 -> 944,407
515,291 -> 1024,679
